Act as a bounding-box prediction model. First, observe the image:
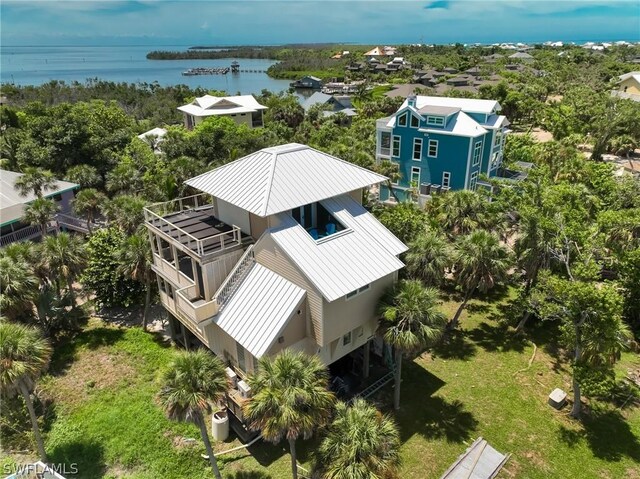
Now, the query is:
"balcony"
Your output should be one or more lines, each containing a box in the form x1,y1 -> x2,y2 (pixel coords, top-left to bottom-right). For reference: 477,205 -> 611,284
144,194 -> 250,260
175,283 -> 219,325
172,246 -> 256,325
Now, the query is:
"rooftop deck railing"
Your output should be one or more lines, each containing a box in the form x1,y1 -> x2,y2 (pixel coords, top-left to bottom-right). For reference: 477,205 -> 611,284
212,245 -> 255,311
144,194 -> 243,257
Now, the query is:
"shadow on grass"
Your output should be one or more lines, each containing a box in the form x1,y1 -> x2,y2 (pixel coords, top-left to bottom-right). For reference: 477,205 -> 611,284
467,322 -> 527,354
48,439 -> 106,478
431,330 -> 477,360
49,327 -> 126,375
224,472 -> 273,479
394,361 -> 478,444
246,437 -> 316,469
558,406 -> 640,462
583,407 -> 640,462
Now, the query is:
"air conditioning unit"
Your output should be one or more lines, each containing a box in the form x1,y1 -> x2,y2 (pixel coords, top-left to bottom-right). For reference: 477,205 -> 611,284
225,367 -> 237,388
237,380 -> 251,399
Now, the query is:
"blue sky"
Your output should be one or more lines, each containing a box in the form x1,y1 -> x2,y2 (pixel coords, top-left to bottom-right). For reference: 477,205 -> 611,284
2,1 -> 639,46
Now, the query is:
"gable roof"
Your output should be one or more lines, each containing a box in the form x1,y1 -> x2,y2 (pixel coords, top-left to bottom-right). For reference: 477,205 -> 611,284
419,111 -> 488,137
185,144 -> 387,217
619,71 -> 640,83
213,262 -> 306,357
177,94 -> 267,117
260,195 -> 406,302
509,52 -> 534,59
364,46 -> 385,56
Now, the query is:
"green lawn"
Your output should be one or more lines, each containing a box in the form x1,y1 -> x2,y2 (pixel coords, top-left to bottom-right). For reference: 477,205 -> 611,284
6,289 -> 639,479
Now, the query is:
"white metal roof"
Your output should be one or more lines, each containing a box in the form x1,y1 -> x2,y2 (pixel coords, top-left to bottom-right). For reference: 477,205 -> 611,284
213,262 -> 306,358
0,170 -> 78,225
177,94 -> 267,118
619,71 -> 640,83
401,96 -> 500,115
185,143 -> 387,217
322,195 -> 407,257
137,127 -> 167,140
419,111 -> 488,137
261,196 -> 405,302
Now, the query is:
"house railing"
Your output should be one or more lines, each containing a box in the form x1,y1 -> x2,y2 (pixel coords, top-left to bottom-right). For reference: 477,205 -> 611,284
144,194 -> 243,257
175,284 -> 219,324
212,245 -> 255,312
0,222 -> 57,247
144,193 -> 214,217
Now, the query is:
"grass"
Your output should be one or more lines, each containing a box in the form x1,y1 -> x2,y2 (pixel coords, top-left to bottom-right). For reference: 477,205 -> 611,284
4,289 -> 639,478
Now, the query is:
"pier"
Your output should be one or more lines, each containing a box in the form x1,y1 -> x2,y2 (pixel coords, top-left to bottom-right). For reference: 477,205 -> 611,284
182,63 -> 267,76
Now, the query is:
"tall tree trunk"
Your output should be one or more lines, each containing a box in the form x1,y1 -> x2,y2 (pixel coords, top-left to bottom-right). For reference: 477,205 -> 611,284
387,180 -> 401,203
393,349 -> 403,411
19,381 -> 47,461
40,222 -> 48,238
449,291 -> 471,329
515,311 -> 532,335
570,320 -> 583,419
67,276 -> 76,308
288,437 -> 298,479
197,415 -> 222,479
142,276 -> 151,331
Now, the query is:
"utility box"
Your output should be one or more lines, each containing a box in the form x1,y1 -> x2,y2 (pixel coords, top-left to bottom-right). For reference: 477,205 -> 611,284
548,388 -> 567,410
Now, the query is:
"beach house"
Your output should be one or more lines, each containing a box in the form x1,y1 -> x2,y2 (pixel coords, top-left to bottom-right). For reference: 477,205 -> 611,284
612,72 -> 640,101
0,170 -> 79,246
375,96 -> 509,201
177,94 -> 267,130
145,143 -> 407,416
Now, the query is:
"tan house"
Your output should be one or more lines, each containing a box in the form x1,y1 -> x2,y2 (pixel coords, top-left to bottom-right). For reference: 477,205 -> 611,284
145,143 -> 406,407
612,72 -> 640,101
177,94 -> 268,130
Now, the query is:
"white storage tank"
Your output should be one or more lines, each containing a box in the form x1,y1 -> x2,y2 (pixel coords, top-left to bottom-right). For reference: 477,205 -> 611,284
211,409 -> 229,441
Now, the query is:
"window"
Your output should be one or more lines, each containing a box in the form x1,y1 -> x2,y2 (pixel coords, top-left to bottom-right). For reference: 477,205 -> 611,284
426,116 -> 445,126
428,139 -> 438,158
392,136 -> 401,157
470,171 -> 479,191
398,113 -> 407,127
410,166 -> 421,186
442,171 -> 451,188
346,283 -> 370,300
413,138 -> 423,161
236,342 -> 246,371
292,202 -> 345,239
473,141 -> 482,166
380,131 -> 391,155
52,193 -> 62,202
410,115 -> 420,128
343,332 -> 352,346
356,326 -> 364,338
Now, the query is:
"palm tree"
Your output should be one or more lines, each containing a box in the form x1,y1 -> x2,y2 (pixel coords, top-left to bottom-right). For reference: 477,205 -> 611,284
313,399 -> 401,479
14,167 -> 56,198
23,197 -> 58,237
158,350 -> 228,479
433,189 -> 489,237
102,195 -> 146,235
451,230 -> 510,328
117,232 -> 154,330
377,280 -> 446,410
41,232 -> 86,306
72,188 -> 107,233
374,160 -> 402,203
406,230 -> 452,286
243,351 -> 336,479
65,164 -> 101,189
0,256 -> 38,321
0,321 -> 53,460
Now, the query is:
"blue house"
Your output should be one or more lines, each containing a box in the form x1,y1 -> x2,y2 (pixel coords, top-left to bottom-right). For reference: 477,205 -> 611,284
376,95 -> 509,202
